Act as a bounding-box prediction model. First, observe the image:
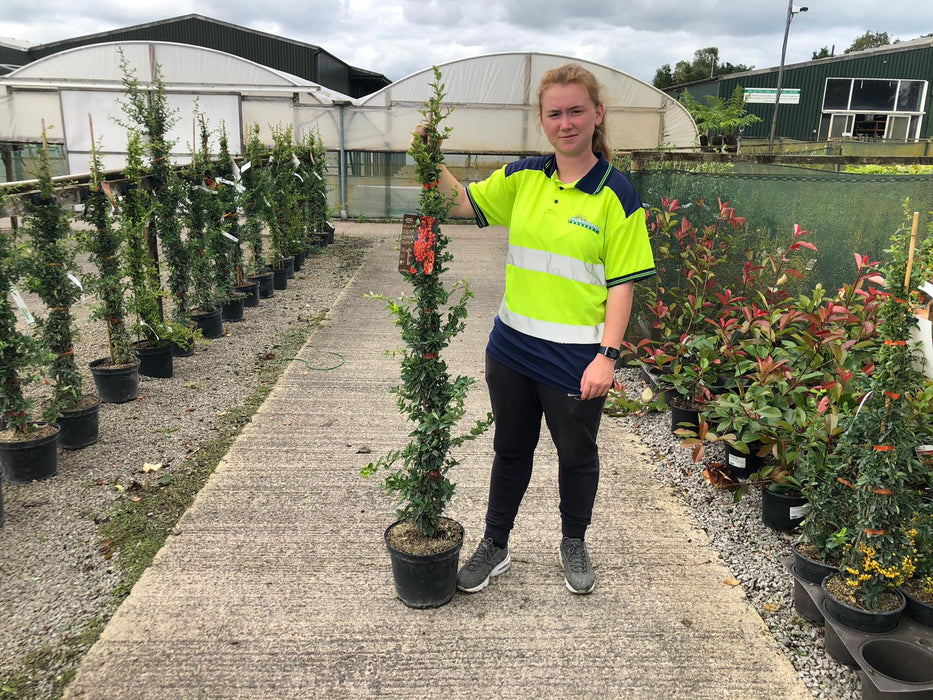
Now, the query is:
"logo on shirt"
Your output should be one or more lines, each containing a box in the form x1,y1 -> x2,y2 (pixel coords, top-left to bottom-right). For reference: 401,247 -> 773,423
568,216 -> 601,235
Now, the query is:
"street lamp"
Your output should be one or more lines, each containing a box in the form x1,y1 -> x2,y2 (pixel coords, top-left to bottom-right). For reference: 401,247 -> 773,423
768,2 -> 808,152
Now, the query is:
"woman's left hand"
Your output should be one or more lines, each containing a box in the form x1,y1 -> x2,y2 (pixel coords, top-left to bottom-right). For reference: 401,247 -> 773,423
579,354 -> 617,400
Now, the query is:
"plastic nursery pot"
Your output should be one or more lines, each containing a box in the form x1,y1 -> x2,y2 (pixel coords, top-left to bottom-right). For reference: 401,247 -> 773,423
248,273 -> 274,299
0,423 -> 59,482
384,519 -> 464,609
724,442 -> 764,480
900,584 -> 933,628
191,308 -> 223,339
234,281 -> 260,307
89,358 -> 140,404
221,294 -> 245,323
791,542 -> 838,585
669,401 -> 700,434
760,487 -> 809,532
134,340 -> 174,379
57,396 -> 101,450
272,266 -> 289,290
821,575 -> 906,634
283,256 -> 295,279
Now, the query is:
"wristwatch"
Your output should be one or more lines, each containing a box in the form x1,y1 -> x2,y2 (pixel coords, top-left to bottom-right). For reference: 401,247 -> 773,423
597,345 -> 620,360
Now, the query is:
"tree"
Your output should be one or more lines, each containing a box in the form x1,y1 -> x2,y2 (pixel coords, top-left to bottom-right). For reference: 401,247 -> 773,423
812,46 -> 833,60
652,47 -> 753,89
679,86 -> 762,150
845,31 -> 890,54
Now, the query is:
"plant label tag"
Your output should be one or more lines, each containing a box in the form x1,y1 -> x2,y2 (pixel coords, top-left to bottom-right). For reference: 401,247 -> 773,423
291,154 -> 301,169
294,172 -> 304,182
311,170 -> 322,180
919,281 -> 933,298
222,231 -> 239,243
789,503 -> 811,519
397,214 -> 420,273
10,288 -> 34,324
239,160 -> 251,174
728,453 -> 746,468
231,160 -> 241,179
67,273 -> 83,291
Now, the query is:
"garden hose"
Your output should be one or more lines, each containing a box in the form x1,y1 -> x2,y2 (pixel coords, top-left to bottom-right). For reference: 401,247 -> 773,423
279,352 -> 345,371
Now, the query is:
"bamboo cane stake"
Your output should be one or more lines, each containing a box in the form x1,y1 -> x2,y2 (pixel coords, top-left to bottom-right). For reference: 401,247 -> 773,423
904,211 -> 920,293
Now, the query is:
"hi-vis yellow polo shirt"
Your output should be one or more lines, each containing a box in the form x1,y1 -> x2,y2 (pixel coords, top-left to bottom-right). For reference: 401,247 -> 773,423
467,153 -> 655,392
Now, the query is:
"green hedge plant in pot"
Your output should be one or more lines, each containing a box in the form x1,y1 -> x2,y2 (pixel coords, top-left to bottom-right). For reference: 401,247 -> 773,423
240,124 -> 273,299
817,213 -> 933,633
214,123 -> 248,319
362,68 -> 492,608
0,208 -> 58,481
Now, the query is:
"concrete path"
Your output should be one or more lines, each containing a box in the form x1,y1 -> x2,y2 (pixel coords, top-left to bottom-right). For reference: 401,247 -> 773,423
66,224 -> 811,699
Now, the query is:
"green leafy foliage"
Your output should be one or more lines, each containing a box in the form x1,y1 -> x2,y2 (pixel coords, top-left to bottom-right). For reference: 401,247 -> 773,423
363,67 -> 492,538
240,124 -> 270,276
266,125 -> 303,263
21,134 -> 84,416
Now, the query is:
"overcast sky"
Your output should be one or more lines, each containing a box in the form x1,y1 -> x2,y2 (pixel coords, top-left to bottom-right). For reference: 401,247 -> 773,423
0,1 -> 930,84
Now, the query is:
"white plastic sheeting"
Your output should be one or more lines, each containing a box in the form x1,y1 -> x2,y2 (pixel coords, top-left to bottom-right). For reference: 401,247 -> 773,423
0,43 -> 697,178
352,53 -> 697,152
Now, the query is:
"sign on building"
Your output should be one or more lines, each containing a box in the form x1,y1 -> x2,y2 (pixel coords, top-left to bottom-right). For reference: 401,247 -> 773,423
744,88 -> 801,104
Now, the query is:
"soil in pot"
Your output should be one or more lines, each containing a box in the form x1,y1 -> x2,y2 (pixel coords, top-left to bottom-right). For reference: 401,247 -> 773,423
0,423 -> 59,482
57,395 -> 101,450
134,340 -> 173,379
822,573 -> 906,633
89,358 -> 139,404
384,517 -> 464,609
900,579 -> 933,628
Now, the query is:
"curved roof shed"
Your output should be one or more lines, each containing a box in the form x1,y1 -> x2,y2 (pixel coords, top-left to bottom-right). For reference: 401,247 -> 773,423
348,52 -> 697,153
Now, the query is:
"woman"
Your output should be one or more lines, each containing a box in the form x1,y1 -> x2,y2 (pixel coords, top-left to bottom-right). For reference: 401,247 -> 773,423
422,64 -> 655,594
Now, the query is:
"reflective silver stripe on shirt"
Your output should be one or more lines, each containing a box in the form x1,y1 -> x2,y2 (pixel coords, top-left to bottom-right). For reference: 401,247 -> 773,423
498,299 -> 604,344
506,245 -> 605,287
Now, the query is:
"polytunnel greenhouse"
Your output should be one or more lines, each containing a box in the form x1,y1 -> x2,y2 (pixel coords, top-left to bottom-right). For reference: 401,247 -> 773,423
0,43 -> 697,216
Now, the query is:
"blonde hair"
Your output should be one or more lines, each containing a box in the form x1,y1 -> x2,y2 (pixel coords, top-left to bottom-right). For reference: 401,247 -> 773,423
537,64 -> 611,158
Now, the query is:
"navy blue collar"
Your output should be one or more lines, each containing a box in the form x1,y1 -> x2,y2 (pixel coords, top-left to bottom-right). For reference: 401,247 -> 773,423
542,152 -> 613,195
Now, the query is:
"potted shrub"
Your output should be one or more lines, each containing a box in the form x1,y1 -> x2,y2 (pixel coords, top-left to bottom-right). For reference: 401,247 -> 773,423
299,128 -> 329,248
0,207 -> 58,481
362,68 -> 491,608
119,52 -> 193,352
75,139 -> 137,427
240,124 -> 273,299
23,132 -> 118,430
214,123 -> 247,320
265,125 -> 302,287
184,113 -> 225,339
818,210 -> 933,633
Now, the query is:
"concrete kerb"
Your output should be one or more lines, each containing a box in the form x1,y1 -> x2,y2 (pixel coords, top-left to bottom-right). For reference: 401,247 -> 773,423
65,223 -> 810,699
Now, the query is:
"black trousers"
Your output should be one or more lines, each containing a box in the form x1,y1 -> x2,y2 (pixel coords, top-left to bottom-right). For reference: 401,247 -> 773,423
483,355 -> 606,546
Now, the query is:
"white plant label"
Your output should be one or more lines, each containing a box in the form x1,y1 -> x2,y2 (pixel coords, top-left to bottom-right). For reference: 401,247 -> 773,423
291,154 -> 301,169
789,504 -> 811,519
231,160 -> 240,179
10,288 -> 35,324
196,185 -> 217,195
239,160 -> 252,174
919,281 -> 933,298
67,273 -> 83,290
728,453 -> 746,468
221,231 -> 239,243
294,172 -> 304,182
312,170 -> 322,180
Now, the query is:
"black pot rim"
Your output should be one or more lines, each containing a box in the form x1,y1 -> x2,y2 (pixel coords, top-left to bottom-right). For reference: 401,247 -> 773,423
822,574 -> 906,618
0,421 -> 60,447
59,396 -> 102,417
89,357 -> 140,373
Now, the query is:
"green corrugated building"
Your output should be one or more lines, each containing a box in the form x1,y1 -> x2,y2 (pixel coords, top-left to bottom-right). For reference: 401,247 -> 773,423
665,36 -> 933,143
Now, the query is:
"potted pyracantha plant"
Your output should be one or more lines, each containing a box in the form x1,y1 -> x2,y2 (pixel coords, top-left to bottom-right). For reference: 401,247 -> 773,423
362,67 -> 491,608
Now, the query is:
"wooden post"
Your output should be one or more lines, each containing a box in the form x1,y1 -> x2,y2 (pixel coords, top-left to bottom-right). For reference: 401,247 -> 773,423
904,211 -> 920,293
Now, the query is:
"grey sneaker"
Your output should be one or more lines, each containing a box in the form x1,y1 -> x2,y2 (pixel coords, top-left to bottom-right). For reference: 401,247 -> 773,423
457,537 -> 510,593
560,537 -> 595,594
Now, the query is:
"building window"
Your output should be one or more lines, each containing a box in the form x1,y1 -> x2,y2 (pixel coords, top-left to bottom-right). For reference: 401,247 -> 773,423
820,77 -> 927,141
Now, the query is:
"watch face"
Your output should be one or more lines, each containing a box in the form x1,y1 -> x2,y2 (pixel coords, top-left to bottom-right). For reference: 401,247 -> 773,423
601,346 -> 619,360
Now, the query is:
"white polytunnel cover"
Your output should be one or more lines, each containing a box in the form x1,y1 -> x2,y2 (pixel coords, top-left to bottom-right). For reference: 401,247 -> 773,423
349,52 -> 698,153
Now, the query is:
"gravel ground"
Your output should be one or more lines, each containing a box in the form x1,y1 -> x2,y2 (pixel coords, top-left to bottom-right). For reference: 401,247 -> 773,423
0,226 -> 374,697
611,367 -> 861,700
1,221 -> 860,699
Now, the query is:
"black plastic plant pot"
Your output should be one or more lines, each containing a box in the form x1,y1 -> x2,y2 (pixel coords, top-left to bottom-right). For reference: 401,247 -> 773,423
235,281 -> 260,307
901,586 -> 933,628
221,295 -> 245,323
859,639 -> 933,692
669,402 -> 699,434
57,397 -> 101,450
134,341 -> 174,379
191,308 -> 223,339
272,267 -> 289,290
250,273 -> 274,299
791,543 -> 838,585
283,256 -> 295,280
384,520 -> 464,609
89,358 -> 140,404
724,442 -> 764,480
822,576 -> 906,634
760,487 -> 809,532
172,340 -> 195,358
293,251 -> 306,272
0,423 -> 59,482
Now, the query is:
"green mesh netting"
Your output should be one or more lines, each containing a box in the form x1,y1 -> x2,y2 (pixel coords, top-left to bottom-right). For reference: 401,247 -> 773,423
628,165 -> 933,295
